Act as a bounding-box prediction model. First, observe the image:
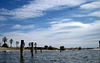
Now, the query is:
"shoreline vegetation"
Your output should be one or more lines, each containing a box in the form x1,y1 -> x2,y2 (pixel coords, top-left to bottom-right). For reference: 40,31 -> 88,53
0,37 -> 100,52
0,47 -> 100,52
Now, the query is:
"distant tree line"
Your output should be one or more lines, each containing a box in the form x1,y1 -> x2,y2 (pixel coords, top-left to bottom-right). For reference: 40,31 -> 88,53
1,37 -> 78,51
44,45 -> 58,50
1,37 -> 19,48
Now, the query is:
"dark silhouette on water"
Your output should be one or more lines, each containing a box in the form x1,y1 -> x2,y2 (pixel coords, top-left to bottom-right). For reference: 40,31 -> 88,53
44,45 -> 48,50
31,42 -> 34,57
20,40 -> 25,59
60,46 -> 65,52
40,48 -> 43,53
20,56 -> 24,63
34,42 -> 37,54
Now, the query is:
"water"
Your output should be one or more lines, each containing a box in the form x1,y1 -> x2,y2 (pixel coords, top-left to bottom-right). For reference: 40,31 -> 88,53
0,50 -> 100,63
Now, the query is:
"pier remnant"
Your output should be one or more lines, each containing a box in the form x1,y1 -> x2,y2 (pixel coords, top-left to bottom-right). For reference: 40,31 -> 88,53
40,48 -> 42,53
60,47 -> 62,52
34,42 -> 37,54
31,42 -> 34,56
20,40 -> 25,58
60,46 -> 65,52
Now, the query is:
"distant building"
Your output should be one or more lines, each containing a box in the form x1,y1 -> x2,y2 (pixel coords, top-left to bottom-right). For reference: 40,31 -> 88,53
99,41 -> 100,48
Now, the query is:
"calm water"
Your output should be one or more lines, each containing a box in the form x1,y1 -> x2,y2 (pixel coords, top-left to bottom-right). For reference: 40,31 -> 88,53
0,50 -> 100,63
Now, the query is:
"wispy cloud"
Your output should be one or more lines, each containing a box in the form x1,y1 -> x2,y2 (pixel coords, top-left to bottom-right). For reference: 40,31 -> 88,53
72,14 -> 86,17
0,16 -> 7,21
49,18 -> 72,24
0,0 -> 99,47
80,1 -> 100,10
72,10 -> 100,18
88,11 -> 100,17
0,0 -> 87,20
72,1 -> 100,18
72,12 -> 100,18
12,24 -> 35,29
1,19 -> 100,47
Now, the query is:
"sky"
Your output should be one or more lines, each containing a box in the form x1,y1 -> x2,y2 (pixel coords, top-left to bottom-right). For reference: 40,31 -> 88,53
0,0 -> 100,48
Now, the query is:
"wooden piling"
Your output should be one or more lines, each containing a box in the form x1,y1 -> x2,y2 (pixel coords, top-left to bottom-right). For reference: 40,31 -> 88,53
20,40 -> 25,58
34,42 -> 37,54
60,49 -> 62,52
40,48 -> 42,53
60,47 -> 62,52
31,42 -> 34,56
35,46 -> 37,54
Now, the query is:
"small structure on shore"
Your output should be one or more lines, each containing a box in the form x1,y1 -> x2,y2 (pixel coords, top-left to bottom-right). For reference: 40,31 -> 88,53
99,41 -> 100,48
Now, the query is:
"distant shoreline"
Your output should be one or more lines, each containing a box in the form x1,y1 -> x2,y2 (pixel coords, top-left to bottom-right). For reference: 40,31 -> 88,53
0,47 -> 100,52
0,49 -> 59,52
87,48 -> 100,50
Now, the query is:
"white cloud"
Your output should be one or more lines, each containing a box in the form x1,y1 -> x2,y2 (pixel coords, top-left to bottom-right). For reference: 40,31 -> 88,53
72,14 -> 86,17
0,8 -> 8,12
80,1 -> 100,10
0,16 -> 7,21
72,1 -> 100,18
12,24 -> 35,29
72,11 -> 100,18
88,11 -> 100,17
1,19 -> 100,48
50,21 -> 87,31
1,0 -> 86,19
49,18 -> 72,24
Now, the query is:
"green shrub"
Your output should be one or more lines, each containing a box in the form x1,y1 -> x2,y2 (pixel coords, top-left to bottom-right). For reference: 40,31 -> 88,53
60,46 -> 65,50
2,43 -> 9,48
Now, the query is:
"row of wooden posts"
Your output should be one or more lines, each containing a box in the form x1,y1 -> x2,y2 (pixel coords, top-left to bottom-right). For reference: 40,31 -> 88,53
20,40 -> 64,58
20,40 -> 38,58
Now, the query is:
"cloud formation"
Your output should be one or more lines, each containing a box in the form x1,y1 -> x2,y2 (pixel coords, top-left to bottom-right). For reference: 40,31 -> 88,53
0,0 -> 99,48
12,24 -> 35,29
72,1 -> 100,18
0,0 -> 86,19
1,19 -> 100,47
80,1 -> 100,10
72,11 -> 100,18
88,11 -> 100,17
0,16 -> 7,21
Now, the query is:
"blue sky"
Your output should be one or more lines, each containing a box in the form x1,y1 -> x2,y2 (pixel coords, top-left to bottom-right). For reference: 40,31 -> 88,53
0,0 -> 100,48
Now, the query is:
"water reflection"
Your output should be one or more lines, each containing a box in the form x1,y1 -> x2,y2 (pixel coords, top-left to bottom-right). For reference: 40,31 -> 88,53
20,56 -> 24,63
3,52 -> 7,63
0,50 -> 100,63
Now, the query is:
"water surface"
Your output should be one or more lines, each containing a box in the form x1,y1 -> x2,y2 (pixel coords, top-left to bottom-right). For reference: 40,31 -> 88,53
0,50 -> 100,63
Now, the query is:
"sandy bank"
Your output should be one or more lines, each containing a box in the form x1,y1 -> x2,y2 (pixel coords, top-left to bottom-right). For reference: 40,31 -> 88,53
0,47 -> 100,52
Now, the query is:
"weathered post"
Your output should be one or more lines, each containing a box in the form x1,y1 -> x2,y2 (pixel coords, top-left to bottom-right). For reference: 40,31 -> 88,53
34,42 -> 37,54
60,46 -> 62,52
40,48 -> 42,53
31,42 -> 34,56
60,49 -> 62,52
20,40 -> 25,58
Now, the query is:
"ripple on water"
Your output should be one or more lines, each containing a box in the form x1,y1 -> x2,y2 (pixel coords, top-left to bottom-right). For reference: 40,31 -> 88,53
0,50 -> 100,63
